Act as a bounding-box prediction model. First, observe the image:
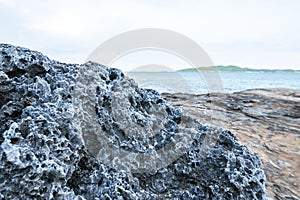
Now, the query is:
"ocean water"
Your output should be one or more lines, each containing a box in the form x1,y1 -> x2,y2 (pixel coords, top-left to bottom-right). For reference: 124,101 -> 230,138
126,71 -> 300,94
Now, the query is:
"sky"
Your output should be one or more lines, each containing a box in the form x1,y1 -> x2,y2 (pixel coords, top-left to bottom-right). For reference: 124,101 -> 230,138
0,0 -> 300,70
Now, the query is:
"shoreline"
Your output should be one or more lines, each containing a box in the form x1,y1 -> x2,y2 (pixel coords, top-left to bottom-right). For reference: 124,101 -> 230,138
163,88 -> 300,199
0,43 -> 297,198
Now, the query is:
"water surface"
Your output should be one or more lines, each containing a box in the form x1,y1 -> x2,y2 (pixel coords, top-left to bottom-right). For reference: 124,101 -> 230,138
126,71 -> 300,94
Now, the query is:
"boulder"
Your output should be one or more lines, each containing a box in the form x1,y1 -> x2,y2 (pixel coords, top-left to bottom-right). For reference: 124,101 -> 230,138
0,44 -> 266,199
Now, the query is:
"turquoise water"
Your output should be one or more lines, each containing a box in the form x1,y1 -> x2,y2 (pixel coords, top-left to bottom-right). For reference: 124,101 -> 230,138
126,71 -> 300,94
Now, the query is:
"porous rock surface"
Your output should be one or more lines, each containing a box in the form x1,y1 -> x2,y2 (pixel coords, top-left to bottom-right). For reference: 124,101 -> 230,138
0,44 -> 266,199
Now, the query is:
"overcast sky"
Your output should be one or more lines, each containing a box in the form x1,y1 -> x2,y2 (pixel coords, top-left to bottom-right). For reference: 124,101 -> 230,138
1,0 -> 299,70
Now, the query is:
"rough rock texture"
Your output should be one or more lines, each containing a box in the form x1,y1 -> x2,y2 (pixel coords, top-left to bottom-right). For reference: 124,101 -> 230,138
163,89 -> 300,200
0,44 -> 266,199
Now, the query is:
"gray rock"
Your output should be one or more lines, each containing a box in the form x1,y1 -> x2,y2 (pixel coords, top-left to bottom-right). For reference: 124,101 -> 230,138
0,44 -> 266,199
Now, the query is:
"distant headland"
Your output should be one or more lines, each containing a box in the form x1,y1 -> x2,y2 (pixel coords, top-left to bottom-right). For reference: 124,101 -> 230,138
178,65 -> 300,72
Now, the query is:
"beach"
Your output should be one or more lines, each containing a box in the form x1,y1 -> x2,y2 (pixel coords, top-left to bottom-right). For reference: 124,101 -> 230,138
2,0 -> 299,198
163,88 -> 300,199
1,44 -> 298,199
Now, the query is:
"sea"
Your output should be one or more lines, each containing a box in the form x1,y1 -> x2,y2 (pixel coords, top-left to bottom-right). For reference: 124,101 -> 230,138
126,71 -> 300,94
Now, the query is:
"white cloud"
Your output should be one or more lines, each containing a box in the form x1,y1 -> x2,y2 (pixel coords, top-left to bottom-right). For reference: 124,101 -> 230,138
0,0 -> 16,7
0,0 -> 299,68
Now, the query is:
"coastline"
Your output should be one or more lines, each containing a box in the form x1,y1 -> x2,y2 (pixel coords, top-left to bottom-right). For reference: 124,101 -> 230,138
163,88 -> 300,199
1,43 -> 296,198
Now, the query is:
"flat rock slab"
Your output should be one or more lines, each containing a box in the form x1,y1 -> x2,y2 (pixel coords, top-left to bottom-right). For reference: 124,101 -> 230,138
163,88 -> 300,199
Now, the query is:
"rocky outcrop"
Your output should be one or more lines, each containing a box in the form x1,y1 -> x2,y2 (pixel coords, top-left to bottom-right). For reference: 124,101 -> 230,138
163,89 -> 300,200
0,44 -> 266,199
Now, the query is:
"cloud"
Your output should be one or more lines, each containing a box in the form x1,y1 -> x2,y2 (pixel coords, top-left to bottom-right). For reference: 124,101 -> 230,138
0,0 -> 299,68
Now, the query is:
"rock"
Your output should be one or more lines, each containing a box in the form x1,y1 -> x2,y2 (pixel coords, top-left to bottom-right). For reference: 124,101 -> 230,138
163,88 -> 300,199
0,44 -> 266,199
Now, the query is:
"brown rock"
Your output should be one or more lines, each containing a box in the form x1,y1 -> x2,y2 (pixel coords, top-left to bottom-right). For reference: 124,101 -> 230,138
163,88 -> 300,200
